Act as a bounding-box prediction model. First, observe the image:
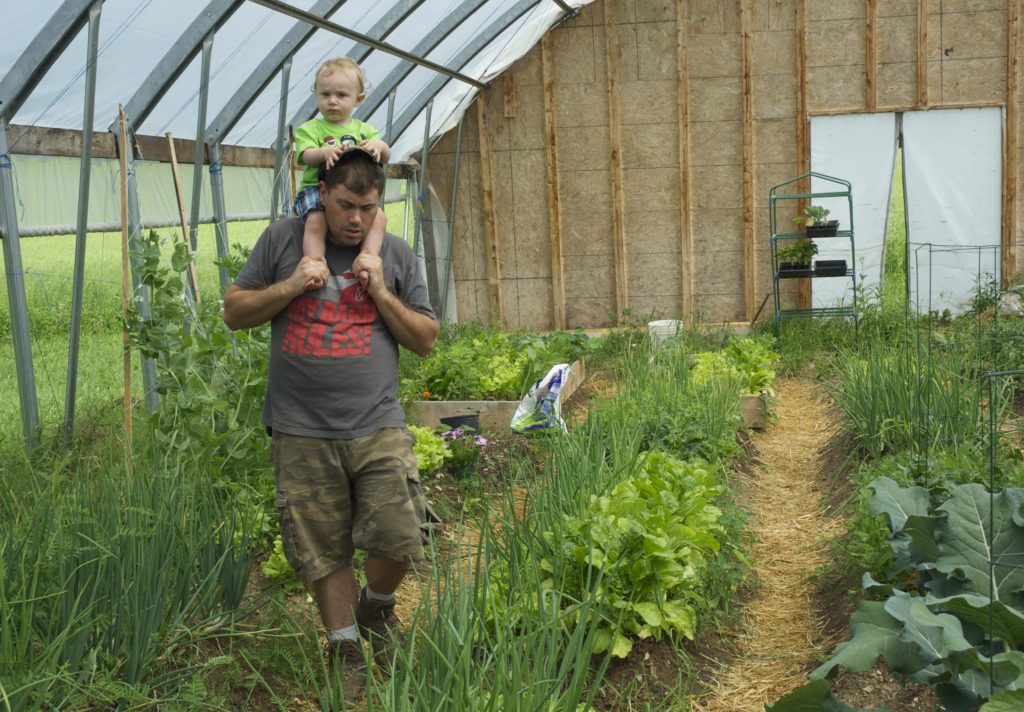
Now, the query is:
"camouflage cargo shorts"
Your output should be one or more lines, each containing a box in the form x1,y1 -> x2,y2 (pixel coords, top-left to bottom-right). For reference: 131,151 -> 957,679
271,427 -> 426,581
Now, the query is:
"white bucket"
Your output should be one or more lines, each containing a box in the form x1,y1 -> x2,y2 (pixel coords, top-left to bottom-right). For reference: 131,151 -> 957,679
647,319 -> 682,347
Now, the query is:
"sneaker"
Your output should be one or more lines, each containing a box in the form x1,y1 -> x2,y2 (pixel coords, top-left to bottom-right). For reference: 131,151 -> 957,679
324,638 -> 366,704
355,588 -> 404,666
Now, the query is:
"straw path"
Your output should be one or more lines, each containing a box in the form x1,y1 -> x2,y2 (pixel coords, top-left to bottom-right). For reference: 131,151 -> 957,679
691,377 -> 846,711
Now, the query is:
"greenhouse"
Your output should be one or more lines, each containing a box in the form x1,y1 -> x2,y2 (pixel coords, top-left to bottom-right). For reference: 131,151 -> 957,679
4,1 -> 1024,709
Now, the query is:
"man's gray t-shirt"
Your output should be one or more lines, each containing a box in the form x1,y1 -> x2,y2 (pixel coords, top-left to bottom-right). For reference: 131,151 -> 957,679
234,219 -> 435,439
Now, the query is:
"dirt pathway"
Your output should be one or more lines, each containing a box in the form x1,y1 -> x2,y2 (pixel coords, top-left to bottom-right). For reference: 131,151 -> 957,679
692,377 -> 846,711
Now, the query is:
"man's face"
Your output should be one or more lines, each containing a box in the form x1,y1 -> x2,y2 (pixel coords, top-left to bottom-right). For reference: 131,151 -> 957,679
319,181 -> 380,247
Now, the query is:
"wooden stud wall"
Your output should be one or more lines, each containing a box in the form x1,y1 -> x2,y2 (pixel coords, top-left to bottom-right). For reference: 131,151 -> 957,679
740,0 -> 755,320
542,35 -> 566,330
676,0 -> 692,319
604,1 -> 627,319
430,0 -> 1023,329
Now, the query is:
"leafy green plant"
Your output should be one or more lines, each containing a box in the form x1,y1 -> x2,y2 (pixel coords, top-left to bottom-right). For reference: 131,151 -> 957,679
791,204 -> 830,228
409,424 -> 451,474
777,240 -> 819,265
541,451 -> 725,658
399,326 -> 592,402
782,477 -> 1024,710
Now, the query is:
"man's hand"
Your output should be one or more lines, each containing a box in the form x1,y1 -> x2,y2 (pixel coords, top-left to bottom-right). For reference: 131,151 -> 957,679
296,255 -> 330,291
351,252 -> 384,297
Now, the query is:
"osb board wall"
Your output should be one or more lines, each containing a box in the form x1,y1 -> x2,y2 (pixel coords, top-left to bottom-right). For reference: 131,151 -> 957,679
428,0 -> 1019,329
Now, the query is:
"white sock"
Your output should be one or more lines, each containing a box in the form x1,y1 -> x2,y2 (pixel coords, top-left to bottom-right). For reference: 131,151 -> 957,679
326,624 -> 359,643
365,585 -> 396,603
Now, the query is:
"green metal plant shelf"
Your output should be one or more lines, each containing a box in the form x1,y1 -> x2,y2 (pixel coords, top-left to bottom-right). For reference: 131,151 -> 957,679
768,172 -> 858,335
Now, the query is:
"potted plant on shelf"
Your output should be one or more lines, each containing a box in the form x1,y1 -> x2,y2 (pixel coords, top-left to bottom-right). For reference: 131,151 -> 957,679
777,241 -> 818,277
792,205 -> 839,237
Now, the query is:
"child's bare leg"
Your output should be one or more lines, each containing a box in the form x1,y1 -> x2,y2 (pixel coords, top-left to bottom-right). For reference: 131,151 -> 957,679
302,210 -> 330,289
357,209 -> 387,285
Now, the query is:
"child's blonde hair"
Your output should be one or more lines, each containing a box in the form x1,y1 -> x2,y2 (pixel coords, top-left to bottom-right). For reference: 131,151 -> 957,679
313,57 -> 366,94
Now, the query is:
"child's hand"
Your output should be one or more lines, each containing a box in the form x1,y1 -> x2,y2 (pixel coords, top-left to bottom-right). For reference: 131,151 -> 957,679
322,145 -> 344,169
360,139 -> 390,163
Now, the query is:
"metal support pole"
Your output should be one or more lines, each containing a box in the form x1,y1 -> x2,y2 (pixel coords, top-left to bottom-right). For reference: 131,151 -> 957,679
189,34 -> 214,251
208,142 -> 231,293
64,0 -> 102,446
0,118 -> 40,448
440,117 -> 464,322
382,90 -> 396,207
414,101 -> 440,309
270,57 -> 292,222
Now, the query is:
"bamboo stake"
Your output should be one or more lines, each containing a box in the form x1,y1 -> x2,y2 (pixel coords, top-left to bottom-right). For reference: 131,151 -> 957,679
166,132 -> 201,303
117,105 -> 133,464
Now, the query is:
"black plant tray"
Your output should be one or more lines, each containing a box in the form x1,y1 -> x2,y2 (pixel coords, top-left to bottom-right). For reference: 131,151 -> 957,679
778,263 -> 812,278
814,259 -> 847,277
806,220 -> 839,237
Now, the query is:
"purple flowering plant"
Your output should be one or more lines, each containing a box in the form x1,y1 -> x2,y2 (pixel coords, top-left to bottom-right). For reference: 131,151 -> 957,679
439,427 -> 489,477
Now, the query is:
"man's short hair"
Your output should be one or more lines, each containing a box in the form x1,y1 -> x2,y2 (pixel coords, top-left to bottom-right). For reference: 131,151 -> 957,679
318,147 -> 385,196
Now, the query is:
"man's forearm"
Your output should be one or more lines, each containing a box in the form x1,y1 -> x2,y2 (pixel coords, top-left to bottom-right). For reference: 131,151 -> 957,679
223,282 -> 298,330
373,288 -> 438,356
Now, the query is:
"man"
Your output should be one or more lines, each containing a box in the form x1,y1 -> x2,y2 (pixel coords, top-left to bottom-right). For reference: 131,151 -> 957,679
223,147 -> 438,701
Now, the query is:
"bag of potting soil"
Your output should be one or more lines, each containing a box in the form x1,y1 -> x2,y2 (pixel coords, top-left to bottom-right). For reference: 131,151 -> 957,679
511,363 -> 571,433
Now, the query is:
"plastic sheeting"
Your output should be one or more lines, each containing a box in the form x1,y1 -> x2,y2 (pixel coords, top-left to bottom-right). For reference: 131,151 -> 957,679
8,153 -> 273,234
809,112 -> 897,309
3,1 -> 593,164
904,107 -> 1002,315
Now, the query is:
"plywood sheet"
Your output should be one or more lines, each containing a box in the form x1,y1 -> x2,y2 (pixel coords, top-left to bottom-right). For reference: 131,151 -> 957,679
877,62 -> 917,106
552,26 -> 601,85
624,208 -> 680,253
628,251 -> 680,294
689,77 -> 743,121
565,254 -> 616,298
878,14 -> 916,63
753,74 -> 797,119
693,292 -> 744,321
563,207 -> 614,256
690,120 -> 742,165
941,59 -> 1007,103
554,83 -> 610,129
806,1 -> 865,22
637,21 -> 681,80
499,278 -> 521,327
753,120 -> 798,165
559,168 -> 613,209
691,209 -> 743,252
516,277 -> 556,330
807,65 -> 865,109
941,9 -> 1007,58
751,31 -> 797,75
621,81 -> 679,124
806,19 -> 866,67
556,125 -> 611,171
629,294 -> 680,316
690,165 -> 744,209
688,0 -> 740,34
623,122 -> 679,168
509,82 -> 546,151
624,167 -> 681,212
566,296 -> 616,327
688,33 -> 742,77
